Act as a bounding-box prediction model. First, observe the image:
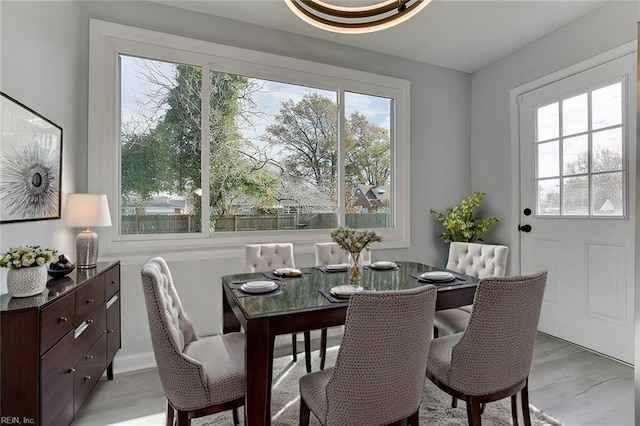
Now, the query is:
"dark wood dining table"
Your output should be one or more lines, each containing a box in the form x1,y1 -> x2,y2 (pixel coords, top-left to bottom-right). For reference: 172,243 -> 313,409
221,260 -> 480,425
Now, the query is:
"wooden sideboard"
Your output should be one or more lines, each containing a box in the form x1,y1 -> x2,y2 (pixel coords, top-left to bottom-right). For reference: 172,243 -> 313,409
0,261 -> 121,426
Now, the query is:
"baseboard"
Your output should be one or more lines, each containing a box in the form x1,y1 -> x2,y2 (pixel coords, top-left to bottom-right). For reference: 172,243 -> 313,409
110,351 -> 157,374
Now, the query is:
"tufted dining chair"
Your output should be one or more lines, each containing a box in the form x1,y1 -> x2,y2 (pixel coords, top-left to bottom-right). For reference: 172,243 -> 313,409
140,257 -> 245,426
426,272 -> 547,426
244,243 -> 316,373
314,242 -> 371,266
299,285 -> 437,426
433,242 -> 509,337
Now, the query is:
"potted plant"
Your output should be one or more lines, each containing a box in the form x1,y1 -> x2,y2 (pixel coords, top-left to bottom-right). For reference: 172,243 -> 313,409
331,227 -> 382,284
429,192 -> 501,242
1,245 -> 57,297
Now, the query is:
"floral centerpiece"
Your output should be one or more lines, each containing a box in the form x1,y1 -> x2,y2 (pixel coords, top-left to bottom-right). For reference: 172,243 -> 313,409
429,192 -> 501,242
1,245 -> 57,297
331,227 -> 382,283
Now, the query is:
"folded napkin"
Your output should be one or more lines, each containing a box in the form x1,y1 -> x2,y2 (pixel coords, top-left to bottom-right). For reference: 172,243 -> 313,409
315,265 -> 347,273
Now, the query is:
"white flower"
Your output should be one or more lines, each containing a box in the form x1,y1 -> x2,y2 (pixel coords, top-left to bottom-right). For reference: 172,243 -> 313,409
36,257 -> 46,266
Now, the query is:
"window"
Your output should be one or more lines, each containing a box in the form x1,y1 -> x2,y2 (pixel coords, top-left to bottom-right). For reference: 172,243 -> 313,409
89,20 -> 410,251
534,80 -> 625,217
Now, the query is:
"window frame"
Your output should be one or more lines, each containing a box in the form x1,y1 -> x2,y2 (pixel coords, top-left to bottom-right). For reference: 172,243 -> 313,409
89,19 -> 410,254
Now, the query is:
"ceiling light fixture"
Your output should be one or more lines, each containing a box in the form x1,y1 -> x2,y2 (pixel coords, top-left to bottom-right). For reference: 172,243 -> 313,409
284,0 -> 431,34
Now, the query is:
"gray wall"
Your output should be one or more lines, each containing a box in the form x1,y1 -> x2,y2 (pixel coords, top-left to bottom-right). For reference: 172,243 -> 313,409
0,1 -> 471,370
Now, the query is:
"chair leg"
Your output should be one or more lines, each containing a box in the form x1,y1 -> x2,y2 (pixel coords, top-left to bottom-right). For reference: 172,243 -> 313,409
466,396 -> 482,426
292,334 -> 297,362
166,401 -> 175,426
319,328 -> 327,370
304,331 -> 312,373
433,326 -> 439,339
521,382 -> 532,426
451,396 -> 457,408
232,407 -> 240,425
511,394 -> 519,426
300,397 -> 311,426
408,409 -> 419,425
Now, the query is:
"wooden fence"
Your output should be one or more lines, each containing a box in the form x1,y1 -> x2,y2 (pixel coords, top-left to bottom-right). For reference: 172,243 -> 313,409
121,213 -> 389,234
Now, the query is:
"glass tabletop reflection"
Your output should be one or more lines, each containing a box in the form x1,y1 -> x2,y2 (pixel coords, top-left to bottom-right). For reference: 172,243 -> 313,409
222,261 -> 478,319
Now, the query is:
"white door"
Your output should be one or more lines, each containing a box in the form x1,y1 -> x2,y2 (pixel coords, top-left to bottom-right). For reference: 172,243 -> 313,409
519,53 -> 636,364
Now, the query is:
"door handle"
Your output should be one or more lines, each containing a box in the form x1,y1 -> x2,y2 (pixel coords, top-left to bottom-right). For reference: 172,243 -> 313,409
518,224 -> 532,233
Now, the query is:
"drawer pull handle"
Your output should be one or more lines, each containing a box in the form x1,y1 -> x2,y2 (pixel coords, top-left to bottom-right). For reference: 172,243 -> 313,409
86,319 -> 94,324
86,298 -> 94,304
59,316 -> 68,323
107,329 -> 114,334
84,375 -> 91,381
110,280 -> 117,284
68,368 -> 76,373
85,355 -> 94,360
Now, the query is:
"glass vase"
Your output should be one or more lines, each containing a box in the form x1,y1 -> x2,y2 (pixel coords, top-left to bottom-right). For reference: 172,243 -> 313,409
348,251 -> 364,284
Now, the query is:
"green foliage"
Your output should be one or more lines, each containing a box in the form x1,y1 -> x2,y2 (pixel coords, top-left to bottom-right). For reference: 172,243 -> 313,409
330,226 -> 382,253
429,192 -> 501,242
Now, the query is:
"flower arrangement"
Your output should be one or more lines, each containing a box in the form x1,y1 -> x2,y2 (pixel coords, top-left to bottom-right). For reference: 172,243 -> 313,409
331,227 -> 382,254
0,245 -> 57,269
429,192 -> 501,242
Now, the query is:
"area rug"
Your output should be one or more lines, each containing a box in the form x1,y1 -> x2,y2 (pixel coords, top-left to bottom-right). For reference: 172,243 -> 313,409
194,347 -> 562,425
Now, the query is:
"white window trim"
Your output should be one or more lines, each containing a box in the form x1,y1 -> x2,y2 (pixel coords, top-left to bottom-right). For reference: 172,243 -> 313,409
89,19 -> 410,257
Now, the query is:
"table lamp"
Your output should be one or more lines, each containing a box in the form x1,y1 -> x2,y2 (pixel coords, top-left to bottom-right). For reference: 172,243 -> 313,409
65,193 -> 112,269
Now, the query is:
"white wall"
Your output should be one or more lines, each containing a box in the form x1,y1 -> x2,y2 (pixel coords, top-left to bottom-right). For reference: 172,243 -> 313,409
470,1 -> 640,261
1,1 -> 471,371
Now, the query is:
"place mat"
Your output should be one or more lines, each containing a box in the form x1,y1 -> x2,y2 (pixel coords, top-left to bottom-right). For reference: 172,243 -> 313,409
229,281 -> 283,298
262,270 -> 310,280
410,273 -> 467,285
315,266 -> 347,273
318,287 -> 375,303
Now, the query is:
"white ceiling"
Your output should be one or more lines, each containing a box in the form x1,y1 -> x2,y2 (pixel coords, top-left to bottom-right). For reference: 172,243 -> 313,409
154,0 -> 609,73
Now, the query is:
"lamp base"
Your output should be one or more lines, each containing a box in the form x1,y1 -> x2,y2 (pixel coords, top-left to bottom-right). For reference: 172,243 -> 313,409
76,229 -> 99,269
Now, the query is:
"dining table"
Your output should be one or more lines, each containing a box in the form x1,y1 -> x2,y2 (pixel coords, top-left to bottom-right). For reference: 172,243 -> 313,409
221,260 -> 480,425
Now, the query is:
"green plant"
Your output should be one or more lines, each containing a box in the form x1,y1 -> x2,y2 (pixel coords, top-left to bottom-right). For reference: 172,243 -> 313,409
429,192 -> 501,242
330,226 -> 382,253
0,245 -> 57,269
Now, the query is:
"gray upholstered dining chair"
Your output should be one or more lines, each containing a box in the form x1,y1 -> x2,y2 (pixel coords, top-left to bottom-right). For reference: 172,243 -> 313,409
299,285 -> 438,426
426,271 -> 547,426
433,242 -> 509,337
140,257 -> 245,426
312,242 -> 373,371
244,243 -> 316,372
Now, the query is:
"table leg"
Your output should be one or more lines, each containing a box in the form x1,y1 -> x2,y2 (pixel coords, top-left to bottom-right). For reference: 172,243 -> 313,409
245,319 -> 271,426
222,287 -> 241,333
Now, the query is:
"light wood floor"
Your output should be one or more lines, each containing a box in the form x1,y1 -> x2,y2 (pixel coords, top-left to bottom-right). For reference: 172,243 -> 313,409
73,332 -> 633,425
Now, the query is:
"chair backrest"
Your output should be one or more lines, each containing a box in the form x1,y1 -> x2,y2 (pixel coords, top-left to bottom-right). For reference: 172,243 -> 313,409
447,271 -> 547,395
323,285 -> 437,425
314,242 -> 371,266
244,243 -> 295,272
141,257 -> 208,409
446,242 -> 509,278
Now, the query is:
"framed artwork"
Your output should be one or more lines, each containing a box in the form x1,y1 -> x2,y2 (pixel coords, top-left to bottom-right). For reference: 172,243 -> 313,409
0,92 -> 63,224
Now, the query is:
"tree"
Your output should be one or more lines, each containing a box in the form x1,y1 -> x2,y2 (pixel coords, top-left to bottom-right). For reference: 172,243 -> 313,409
265,93 -> 338,193
345,111 -> 390,188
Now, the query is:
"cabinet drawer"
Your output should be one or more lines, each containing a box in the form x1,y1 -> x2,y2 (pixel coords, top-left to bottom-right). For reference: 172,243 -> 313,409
40,331 -> 75,426
76,275 -> 105,320
105,264 -> 120,301
74,333 -> 107,415
106,294 -> 121,363
40,292 -> 75,354
74,305 -> 106,365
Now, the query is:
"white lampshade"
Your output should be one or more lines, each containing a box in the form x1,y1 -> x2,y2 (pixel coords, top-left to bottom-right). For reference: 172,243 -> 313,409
65,193 -> 112,228
65,193 -> 112,269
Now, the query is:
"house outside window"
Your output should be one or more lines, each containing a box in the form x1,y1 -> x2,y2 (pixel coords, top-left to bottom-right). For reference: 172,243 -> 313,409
89,20 -> 410,251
